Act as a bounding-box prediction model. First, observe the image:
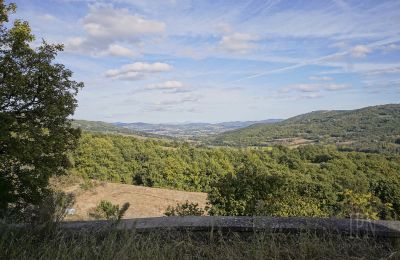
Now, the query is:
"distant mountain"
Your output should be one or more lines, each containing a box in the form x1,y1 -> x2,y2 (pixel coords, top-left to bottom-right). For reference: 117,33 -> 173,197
72,120 -> 168,139
206,104 -> 400,153
114,119 -> 282,138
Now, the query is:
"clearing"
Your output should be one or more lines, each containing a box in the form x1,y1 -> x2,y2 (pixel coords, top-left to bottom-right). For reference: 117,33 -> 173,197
63,182 -> 207,220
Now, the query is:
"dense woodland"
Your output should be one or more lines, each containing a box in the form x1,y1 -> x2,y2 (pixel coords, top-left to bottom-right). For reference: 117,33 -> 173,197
206,104 -> 400,154
71,133 -> 400,220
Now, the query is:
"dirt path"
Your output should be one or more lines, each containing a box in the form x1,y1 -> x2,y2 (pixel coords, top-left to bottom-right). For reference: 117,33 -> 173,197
64,183 -> 207,220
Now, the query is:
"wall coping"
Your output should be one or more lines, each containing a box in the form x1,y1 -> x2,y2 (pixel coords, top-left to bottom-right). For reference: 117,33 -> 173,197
57,216 -> 400,238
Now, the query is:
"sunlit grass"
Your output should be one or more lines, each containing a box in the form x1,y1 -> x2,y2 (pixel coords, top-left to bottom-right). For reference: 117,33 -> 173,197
1,226 -> 399,259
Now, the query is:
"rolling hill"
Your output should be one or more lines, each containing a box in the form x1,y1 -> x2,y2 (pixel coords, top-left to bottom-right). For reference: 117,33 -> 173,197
72,120 -> 169,139
206,104 -> 400,153
114,119 -> 282,138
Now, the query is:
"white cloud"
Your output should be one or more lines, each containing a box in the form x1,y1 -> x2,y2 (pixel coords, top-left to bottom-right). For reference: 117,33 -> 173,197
302,93 -> 323,99
219,33 -> 258,54
289,83 -> 350,92
146,80 -> 186,90
215,23 -> 232,34
143,93 -> 201,112
38,14 -> 57,21
83,5 -> 165,39
106,44 -> 137,57
66,4 -> 165,56
365,66 -> 400,75
66,37 -> 85,50
324,84 -> 350,91
157,94 -> 199,106
105,62 -> 172,80
351,45 -> 372,58
380,43 -> 400,52
309,76 -> 333,81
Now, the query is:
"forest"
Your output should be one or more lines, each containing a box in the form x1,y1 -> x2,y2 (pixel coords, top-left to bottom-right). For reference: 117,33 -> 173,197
71,133 -> 400,220
206,104 -> 400,154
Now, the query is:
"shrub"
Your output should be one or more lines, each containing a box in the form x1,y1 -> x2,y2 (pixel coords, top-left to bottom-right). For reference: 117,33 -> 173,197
89,200 -> 130,220
164,201 -> 205,216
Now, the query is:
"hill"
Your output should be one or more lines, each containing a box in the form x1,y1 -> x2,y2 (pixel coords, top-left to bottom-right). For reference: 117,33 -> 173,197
115,119 -> 282,138
72,119 -> 169,139
206,104 -> 400,153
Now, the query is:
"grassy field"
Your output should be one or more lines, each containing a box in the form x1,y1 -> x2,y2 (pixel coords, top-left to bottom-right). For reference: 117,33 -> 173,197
61,181 -> 207,220
1,226 -> 399,259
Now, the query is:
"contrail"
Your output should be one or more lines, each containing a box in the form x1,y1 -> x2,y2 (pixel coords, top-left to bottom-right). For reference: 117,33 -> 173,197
225,35 -> 400,84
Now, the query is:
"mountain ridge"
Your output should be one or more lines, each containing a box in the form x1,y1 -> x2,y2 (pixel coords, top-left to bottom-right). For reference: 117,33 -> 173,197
206,104 -> 400,153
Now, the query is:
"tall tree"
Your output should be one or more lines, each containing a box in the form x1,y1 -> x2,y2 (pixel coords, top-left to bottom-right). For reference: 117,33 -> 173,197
0,1 -> 83,218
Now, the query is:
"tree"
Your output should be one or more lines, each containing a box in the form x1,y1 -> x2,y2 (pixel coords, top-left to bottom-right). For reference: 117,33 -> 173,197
0,1 -> 83,218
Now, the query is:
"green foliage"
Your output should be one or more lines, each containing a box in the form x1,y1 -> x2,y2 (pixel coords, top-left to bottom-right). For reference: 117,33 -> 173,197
0,2 -> 83,217
206,104 -> 400,154
89,200 -> 130,220
71,133 -> 400,220
79,179 -> 96,191
255,195 -> 328,218
336,189 -> 392,220
207,146 -> 400,219
164,201 -> 205,216
72,133 -> 234,192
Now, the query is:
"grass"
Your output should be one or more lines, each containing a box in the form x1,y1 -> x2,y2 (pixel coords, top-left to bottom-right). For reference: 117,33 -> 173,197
1,226 -> 399,259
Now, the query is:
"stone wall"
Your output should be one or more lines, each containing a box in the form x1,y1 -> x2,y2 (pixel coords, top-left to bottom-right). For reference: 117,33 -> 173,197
59,216 -> 400,238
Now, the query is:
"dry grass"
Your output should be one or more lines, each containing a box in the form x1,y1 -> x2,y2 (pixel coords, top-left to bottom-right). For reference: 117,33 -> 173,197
1,227 -> 399,259
63,182 -> 207,220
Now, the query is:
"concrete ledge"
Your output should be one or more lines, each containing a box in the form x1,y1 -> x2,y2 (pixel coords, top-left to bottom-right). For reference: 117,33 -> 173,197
59,216 -> 400,238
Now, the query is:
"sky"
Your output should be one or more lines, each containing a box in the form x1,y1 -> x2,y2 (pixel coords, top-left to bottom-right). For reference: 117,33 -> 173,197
9,0 -> 400,123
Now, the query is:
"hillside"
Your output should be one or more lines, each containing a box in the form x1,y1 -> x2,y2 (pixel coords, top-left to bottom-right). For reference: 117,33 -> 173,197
63,182 -> 207,220
72,119 -> 169,139
206,104 -> 400,153
115,119 -> 282,138
70,133 -> 400,220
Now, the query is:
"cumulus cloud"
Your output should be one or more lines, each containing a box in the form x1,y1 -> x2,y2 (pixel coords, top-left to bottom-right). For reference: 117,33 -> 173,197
351,45 -> 372,58
105,62 -> 172,80
83,5 -> 164,39
219,33 -> 258,54
66,4 -> 165,56
105,44 -> 137,57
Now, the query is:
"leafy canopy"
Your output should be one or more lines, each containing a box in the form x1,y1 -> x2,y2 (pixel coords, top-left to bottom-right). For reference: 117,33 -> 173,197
0,1 -> 83,217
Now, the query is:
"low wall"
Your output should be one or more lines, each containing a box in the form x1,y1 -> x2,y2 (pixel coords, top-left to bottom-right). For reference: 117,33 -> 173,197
59,216 -> 400,238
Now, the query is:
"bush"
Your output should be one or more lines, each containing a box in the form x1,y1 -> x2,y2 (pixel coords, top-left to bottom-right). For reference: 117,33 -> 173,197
164,201 -> 205,216
89,200 -> 130,220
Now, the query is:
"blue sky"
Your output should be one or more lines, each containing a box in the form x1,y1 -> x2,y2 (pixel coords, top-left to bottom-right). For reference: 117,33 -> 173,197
10,0 -> 400,123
